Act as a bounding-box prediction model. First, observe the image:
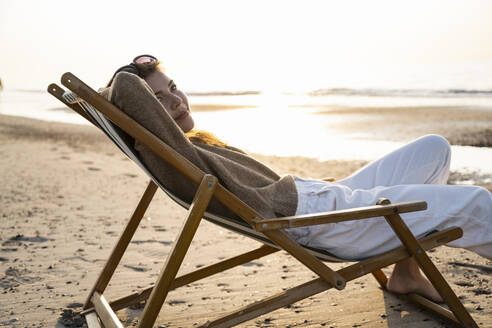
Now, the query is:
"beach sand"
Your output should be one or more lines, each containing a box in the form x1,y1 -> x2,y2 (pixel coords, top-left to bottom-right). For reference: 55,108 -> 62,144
304,105 -> 492,147
0,113 -> 491,327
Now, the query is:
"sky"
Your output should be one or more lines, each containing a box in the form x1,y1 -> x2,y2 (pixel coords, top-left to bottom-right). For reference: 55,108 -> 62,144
1,0 -> 492,92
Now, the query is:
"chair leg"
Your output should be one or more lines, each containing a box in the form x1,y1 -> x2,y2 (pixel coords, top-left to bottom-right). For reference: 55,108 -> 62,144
84,180 -> 158,309
371,269 -> 388,290
377,198 -> 478,328
137,175 -> 218,328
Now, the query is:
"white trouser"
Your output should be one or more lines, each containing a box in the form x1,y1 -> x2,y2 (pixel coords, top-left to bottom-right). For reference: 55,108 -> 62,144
289,135 -> 492,260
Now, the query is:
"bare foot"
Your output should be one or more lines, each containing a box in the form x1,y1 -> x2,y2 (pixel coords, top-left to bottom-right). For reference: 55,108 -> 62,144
386,257 -> 444,303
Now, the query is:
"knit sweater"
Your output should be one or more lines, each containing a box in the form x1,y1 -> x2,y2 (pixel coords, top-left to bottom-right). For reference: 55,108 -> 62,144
101,72 -> 298,219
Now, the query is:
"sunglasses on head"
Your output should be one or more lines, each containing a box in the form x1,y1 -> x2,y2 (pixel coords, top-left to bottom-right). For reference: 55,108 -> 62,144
133,54 -> 157,65
107,54 -> 158,87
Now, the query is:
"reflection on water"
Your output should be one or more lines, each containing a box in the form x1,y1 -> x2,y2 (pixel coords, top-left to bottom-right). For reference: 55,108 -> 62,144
1,89 -> 491,175
193,107 -> 492,175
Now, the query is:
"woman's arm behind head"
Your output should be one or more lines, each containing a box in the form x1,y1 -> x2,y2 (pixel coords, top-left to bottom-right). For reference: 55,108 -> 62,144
101,71 -> 194,152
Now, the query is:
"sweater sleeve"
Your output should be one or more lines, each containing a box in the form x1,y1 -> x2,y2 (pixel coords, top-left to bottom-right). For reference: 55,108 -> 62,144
108,72 -> 200,160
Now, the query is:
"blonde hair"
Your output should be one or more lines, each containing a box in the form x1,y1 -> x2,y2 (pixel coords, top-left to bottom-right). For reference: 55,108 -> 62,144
186,130 -> 228,148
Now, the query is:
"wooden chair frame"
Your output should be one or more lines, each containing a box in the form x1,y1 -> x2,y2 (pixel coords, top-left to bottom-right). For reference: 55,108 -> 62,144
47,72 -> 479,328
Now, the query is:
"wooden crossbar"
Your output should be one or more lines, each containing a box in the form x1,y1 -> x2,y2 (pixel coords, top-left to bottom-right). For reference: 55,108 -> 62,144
254,200 -> 427,231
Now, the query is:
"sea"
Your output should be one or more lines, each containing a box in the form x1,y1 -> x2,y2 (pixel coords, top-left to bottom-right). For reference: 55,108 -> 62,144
1,61 -> 492,183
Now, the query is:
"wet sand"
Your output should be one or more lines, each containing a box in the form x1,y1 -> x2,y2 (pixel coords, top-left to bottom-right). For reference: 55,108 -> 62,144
0,114 -> 491,327
311,105 -> 492,147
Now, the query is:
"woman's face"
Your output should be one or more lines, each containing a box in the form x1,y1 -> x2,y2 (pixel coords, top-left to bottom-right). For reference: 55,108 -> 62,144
144,70 -> 194,133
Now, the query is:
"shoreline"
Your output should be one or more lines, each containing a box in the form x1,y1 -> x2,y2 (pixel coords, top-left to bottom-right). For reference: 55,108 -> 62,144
1,113 -> 491,189
0,114 -> 491,327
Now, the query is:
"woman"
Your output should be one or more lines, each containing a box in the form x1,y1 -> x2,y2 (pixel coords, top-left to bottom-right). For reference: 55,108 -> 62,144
104,55 -> 492,303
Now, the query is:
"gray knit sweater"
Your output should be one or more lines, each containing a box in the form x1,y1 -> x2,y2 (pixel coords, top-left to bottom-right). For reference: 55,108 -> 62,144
102,72 -> 298,219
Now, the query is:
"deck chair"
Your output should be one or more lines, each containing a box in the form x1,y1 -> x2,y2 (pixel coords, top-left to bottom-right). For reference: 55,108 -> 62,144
48,72 -> 479,328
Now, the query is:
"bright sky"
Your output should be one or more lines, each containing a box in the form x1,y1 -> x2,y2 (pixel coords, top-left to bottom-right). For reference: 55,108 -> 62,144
1,0 -> 492,91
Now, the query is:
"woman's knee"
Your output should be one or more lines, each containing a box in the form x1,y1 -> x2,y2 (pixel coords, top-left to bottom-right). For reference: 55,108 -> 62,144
473,186 -> 492,212
418,134 -> 451,162
457,185 -> 492,222
419,134 -> 451,152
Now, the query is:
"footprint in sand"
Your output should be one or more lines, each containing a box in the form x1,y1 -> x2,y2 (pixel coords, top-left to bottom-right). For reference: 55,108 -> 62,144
152,225 -> 167,232
131,239 -> 172,246
2,235 -> 54,246
81,160 -> 101,171
123,264 -> 150,272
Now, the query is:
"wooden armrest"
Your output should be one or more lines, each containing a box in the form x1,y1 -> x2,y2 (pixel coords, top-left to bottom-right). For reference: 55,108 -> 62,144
253,200 -> 427,231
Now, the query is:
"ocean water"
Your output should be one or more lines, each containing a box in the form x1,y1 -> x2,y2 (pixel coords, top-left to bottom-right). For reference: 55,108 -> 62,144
190,103 -> 492,178
1,88 -> 491,181
1,60 -> 492,179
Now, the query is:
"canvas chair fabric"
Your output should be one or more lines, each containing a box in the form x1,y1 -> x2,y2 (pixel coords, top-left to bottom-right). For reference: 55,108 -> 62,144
47,73 -> 480,328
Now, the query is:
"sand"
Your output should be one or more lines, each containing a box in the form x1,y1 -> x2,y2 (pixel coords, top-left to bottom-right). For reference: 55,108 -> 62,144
305,105 -> 492,147
0,113 -> 491,327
